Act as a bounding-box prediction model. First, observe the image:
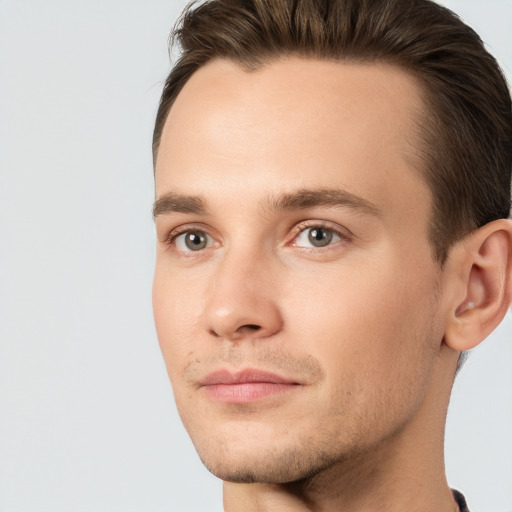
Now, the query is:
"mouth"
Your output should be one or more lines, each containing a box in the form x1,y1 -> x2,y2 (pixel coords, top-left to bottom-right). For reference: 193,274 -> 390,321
199,368 -> 301,404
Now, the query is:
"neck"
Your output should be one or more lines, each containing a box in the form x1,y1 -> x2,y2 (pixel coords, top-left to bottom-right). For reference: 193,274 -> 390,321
223,346 -> 461,512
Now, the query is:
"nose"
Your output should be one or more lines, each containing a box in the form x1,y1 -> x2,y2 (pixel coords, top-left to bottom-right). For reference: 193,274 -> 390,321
203,251 -> 283,342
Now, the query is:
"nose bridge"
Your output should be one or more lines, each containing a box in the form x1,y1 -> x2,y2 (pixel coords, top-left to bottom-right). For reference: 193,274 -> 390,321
203,242 -> 282,340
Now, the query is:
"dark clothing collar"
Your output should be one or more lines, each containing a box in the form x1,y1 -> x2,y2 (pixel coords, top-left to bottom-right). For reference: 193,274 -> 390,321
452,489 -> 470,512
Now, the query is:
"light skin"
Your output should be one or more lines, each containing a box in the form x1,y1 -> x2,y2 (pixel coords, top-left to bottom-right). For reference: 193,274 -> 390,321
152,58 -> 512,512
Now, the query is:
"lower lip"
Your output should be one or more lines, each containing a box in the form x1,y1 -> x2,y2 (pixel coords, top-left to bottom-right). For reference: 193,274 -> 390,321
204,382 -> 298,403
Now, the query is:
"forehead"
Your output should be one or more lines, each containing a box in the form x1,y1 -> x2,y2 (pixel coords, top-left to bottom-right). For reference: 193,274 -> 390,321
155,57 -> 431,230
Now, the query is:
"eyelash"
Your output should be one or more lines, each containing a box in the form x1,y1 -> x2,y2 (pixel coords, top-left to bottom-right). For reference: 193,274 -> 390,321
163,221 -> 351,254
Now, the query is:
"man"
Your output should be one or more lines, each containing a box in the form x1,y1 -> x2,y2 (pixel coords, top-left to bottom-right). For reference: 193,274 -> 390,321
151,1 -> 512,511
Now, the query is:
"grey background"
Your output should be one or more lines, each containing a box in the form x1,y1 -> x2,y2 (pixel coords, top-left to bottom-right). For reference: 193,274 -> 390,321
0,1 -> 510,511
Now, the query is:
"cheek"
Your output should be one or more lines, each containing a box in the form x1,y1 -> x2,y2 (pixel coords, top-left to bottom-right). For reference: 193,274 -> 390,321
285,254 -> 440,398
152,264 -> 205,378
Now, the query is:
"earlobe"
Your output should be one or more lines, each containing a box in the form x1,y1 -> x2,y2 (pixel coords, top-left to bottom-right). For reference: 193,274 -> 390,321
444,219 -> 512,352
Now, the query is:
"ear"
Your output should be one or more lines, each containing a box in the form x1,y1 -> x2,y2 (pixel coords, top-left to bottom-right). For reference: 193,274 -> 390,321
444,219 -> 512,352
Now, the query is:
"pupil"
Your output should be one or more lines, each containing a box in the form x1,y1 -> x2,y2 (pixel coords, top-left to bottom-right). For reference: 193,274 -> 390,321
308,228 -> 332,247
186,231 -> 206,250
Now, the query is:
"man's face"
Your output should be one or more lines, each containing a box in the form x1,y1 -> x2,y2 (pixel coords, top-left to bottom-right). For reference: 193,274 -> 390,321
153,58 -> 446,483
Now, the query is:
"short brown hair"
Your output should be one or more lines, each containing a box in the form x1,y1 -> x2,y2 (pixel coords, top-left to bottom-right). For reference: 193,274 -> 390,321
153,0 -> 512,262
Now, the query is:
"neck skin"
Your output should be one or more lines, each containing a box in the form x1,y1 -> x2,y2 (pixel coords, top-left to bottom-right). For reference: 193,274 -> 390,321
223,346 -> 461,512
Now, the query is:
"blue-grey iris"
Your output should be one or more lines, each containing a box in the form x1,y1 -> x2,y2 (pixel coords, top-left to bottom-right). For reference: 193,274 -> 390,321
308,228 -> 333,247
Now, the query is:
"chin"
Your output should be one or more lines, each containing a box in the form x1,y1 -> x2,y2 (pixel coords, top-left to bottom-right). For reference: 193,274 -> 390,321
201,454 -> 335,485
192,431 -> 352,484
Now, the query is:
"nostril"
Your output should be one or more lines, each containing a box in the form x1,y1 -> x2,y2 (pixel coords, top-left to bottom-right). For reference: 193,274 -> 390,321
245,324 -> 261,331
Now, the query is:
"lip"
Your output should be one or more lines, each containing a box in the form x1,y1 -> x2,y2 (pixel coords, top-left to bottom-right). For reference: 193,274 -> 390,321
200,369 -> 300,403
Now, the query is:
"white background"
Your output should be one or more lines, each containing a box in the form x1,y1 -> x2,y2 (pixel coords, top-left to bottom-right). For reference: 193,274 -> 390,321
0,1 -> 510,511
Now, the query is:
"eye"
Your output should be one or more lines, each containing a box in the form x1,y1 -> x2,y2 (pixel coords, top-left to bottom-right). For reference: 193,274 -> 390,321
174,230 -> 214,252
293,226 -> 342,248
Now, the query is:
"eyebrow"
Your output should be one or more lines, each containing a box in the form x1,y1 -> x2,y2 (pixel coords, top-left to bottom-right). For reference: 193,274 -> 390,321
152,188 -> 381,219
267,188 -> 382,217
153,192 -> 207,218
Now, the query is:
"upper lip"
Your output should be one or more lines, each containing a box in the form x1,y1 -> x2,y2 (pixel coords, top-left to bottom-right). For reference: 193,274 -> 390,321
200,368 -> 298,386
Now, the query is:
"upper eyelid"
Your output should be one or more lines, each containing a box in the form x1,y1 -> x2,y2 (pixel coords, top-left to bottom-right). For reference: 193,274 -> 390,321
161,222 -> 215,243
289,220 -> 353,239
